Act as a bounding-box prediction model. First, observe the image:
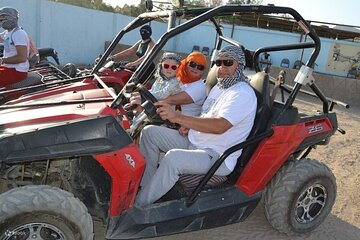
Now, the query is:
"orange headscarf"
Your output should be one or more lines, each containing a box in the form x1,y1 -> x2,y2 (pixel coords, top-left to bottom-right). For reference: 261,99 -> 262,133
176,52 -> 207,84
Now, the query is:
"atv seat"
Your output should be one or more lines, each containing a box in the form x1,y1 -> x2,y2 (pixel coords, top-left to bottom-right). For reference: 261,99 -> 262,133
11,71 -> 43,89
227,71 -> 271,183
177,66 -> 271,192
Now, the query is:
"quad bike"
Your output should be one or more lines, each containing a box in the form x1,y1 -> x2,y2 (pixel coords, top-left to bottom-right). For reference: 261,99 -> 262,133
0,45 -> 69,102
0,39 -> 137,104
0,4 -> 349,240
0,58 -> 135,106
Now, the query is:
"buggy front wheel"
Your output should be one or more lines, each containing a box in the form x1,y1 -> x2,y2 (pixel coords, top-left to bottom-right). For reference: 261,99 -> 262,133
0,185 -> 94,240
264,158 -> 336,235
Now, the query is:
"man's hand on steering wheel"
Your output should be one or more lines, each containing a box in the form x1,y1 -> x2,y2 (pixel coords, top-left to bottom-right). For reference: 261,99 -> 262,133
134,83 -> 162,122
155,101 -> 181,123
128,84 -> 180,136
135,85 -> 180,127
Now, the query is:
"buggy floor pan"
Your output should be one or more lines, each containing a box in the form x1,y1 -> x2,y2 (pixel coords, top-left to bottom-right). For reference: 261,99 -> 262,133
106,186 -> 261,239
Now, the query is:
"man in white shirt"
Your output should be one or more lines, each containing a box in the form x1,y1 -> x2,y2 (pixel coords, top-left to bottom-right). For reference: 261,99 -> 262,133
136,46 -> 257,206
0,7 -> 29,87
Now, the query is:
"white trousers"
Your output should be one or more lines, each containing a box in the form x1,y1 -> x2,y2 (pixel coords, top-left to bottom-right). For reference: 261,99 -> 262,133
136,125 -> 231,206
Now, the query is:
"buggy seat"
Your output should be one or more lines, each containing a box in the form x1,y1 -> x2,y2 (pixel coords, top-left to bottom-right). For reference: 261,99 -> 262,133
178,66 -> 271,194
11,72 -> 43,89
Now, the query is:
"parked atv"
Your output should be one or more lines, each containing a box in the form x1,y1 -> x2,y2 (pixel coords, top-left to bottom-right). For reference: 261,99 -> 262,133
0,38 -> 137,103
0,4 -> 348,240
0,45 -> 69,102
0,58 -> 134,105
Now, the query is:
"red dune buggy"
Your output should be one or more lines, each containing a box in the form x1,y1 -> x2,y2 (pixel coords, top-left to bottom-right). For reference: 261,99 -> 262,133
0,4 -> 348,240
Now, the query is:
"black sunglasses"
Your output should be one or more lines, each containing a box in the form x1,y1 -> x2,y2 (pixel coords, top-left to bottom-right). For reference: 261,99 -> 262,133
162,63 -> 178,70
215,59 -> 234,67
188,61 -> 205,71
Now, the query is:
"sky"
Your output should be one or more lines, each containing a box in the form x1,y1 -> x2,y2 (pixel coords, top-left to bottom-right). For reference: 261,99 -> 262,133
103,0 -> 360,27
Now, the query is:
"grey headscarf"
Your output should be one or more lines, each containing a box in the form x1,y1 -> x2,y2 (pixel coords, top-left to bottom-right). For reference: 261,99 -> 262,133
0,7 -> 19,30
155,52 -> 182,81
216,45 -> 249,89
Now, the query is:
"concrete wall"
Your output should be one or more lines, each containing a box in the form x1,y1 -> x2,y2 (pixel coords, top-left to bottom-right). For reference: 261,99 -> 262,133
1,0 -> 359,107
0,0 -> 167,65
269,66 -> 359,108
2,0 -> 360,75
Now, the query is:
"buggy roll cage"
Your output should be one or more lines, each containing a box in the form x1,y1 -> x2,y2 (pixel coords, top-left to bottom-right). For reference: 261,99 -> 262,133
100,5 -> 329,115
93,5 -> 331,205
0,5 -> 343,205
0,5 -> 341,112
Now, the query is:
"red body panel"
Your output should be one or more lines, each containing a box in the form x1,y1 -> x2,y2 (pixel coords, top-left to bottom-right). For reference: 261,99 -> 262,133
237,117 -> 334,195
0,89 -> 122,128
6,68 -> 131,104
99,68 -> 132,87
8,81 -> 98,104
94,144 -> 145,216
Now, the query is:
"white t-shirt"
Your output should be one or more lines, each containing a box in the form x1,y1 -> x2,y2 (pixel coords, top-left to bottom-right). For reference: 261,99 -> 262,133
2,28 -> 29,72
180,80 -> 206,116
188,82 -> 257,171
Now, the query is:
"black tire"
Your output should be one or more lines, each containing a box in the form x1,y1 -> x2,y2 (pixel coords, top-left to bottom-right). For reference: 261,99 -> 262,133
264,158 -> 336,235
0,185 -> 94,240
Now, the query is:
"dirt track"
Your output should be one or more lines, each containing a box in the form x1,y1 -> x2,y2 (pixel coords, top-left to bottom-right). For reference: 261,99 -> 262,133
95,97 -> 360,240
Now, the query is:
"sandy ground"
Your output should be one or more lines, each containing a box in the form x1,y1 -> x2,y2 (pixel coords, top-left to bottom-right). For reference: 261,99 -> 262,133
95,96 -> 360,240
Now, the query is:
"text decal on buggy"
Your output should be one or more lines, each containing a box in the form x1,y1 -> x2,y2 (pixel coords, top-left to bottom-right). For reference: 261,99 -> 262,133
308,124 -> 324,134
125,154 -> 135,168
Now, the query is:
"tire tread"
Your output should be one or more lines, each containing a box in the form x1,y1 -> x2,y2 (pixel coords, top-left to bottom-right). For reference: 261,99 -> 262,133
264,158 -> 336,235
0,185 -> 94,239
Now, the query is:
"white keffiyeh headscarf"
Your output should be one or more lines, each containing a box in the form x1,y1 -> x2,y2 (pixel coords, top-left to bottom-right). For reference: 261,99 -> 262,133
216,46 -> 249,89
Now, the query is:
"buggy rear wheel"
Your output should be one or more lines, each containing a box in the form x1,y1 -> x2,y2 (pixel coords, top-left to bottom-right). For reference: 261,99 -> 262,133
0,185 -> 94,240
264,158 -> 336,235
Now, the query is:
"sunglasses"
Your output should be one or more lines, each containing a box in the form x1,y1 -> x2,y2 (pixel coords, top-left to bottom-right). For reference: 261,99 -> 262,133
162,63 -> 178,71
215,59 -> 235,67
188,61 -> 205,71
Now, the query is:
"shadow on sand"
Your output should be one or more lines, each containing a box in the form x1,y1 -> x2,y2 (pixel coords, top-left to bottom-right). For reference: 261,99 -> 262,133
94,204 -> 360,240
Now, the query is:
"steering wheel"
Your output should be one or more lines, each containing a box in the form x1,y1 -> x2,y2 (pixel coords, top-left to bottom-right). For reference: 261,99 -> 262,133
136,84 -> 157,103
137,84 -> 180,128
136,84 -> 163,122
128,83 -> 180,137
126,83 -> 161,137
